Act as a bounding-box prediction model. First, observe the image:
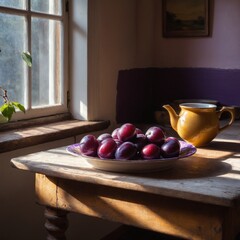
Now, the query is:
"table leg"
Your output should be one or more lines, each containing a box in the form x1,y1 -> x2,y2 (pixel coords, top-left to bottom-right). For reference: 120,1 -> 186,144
44,206 -> 69,240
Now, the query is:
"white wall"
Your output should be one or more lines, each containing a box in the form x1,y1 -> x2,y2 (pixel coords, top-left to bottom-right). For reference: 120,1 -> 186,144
136,0 -> 156,67
69,0 -> 89,121
87,0 -> 138,127
153,0 -> 240,69
70,0 -> 138,128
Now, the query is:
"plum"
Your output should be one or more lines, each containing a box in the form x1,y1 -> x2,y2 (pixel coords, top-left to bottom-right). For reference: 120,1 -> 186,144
141,143 -> 161,160
117,123 -> 136,142
135,128 -> 143,134
133,133 -> 148,151
97,133 -> 112,143
111,128 -> 120,140
145,126 -> 165,145
79,135 -> 99,157
114,139 -> 123,148
97,138 -> 117,159
79,125 -> 181,161
115,142 -> 137,160
160,137 -> 180,158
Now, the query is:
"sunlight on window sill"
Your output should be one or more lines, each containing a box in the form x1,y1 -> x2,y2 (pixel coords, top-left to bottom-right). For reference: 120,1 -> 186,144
0,114 -> 110,153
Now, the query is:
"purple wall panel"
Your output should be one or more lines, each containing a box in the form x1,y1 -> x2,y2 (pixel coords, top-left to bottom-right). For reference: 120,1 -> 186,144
116,68 -> 156,123
116,68 -> 240,123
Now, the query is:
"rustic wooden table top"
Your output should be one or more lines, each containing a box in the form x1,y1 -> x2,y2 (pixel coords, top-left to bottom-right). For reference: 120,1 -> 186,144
11,121 -> 240,208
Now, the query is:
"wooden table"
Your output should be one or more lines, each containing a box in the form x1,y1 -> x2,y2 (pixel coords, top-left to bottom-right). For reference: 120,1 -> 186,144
11,122 -> 240,240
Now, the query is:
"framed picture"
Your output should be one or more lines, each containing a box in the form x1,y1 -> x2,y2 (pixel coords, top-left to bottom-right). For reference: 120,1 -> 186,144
163,0 -> 209,37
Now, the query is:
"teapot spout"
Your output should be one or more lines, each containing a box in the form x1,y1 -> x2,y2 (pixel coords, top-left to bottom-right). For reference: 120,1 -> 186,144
162,105 -> 179,131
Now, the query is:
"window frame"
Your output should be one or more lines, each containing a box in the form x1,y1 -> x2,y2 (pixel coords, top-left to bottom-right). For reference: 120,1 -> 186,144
0,0 -> 69,121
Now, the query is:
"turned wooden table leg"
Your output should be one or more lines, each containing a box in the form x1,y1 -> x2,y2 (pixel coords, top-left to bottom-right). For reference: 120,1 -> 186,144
44,207 -> 69,240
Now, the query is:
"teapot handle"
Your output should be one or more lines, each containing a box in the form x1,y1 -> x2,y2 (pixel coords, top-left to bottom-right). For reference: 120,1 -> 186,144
218,107 -> 235,132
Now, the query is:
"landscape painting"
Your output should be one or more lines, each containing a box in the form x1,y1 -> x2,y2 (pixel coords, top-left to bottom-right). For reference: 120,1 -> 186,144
163,0 -> 209,37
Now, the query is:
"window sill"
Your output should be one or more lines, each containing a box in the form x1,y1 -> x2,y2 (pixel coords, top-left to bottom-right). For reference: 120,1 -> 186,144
0,114 -> 110,153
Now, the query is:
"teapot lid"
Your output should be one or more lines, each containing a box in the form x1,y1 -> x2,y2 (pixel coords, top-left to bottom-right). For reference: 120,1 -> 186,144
180,103 -> 217,109
174,99 -> 218,105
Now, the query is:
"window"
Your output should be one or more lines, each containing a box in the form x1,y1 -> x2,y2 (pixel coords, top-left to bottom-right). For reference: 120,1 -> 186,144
0,0 -> 68,120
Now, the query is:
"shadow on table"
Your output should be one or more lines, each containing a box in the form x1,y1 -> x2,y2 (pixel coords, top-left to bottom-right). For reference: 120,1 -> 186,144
201,140 -> 240,152
133,158 -> 233,180
130,141 -> 240,180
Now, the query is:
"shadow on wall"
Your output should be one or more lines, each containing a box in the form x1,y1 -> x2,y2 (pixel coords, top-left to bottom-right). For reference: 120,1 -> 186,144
116,68 -> 240,123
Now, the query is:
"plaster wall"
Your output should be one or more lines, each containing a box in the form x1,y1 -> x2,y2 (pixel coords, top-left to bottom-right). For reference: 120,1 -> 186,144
87,0 -> 138,126
153,0 -> 240,69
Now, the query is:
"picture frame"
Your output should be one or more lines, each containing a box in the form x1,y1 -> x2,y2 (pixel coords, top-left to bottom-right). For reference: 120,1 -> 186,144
163,0 -> 209,37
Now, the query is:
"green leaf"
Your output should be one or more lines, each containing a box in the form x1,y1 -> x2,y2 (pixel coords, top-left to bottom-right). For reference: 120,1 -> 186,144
0,103 -> 15,121
12,102 -> 26,113
22,51 -> 32,67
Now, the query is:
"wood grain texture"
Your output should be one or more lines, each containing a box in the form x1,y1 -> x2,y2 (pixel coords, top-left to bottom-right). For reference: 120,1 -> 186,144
12,121 -> 240,240
0,119 -> 110,153
0,113 -> 71,132
11,122 -> 240,207
36,174 -> 224,240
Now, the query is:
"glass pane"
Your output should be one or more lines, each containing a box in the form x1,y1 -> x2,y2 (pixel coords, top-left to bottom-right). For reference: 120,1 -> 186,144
0,13 -> 27,106
31,17 -> 63,107
31,0 -> 62,15
0,0 -> 26,10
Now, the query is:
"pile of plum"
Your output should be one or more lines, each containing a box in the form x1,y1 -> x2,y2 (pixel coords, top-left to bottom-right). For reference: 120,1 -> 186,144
79,123 -> 181,160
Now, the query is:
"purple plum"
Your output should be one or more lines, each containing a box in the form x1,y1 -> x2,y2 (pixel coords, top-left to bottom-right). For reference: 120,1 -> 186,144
141,143 -> 161,160
117,123 -> 136,142
97,138 -> 117,159
79,135 -> 99,157
115,141 -> 137,160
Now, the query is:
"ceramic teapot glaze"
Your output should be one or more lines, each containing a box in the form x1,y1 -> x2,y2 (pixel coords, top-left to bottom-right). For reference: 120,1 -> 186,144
163,103 -> 235,147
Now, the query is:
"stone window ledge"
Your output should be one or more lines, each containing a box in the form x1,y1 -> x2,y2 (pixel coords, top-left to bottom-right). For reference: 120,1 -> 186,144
0,113 -> 110,154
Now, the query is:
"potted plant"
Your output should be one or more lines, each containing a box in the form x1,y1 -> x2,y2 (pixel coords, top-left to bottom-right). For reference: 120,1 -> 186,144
0,51 -> 32,122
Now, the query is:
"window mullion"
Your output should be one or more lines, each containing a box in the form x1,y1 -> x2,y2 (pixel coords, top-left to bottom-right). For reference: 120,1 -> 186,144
25,0 -> 32,111
0,0 -> 68,121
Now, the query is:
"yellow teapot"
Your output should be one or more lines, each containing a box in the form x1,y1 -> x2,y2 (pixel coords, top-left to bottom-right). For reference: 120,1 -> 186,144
163,103 -> 235,147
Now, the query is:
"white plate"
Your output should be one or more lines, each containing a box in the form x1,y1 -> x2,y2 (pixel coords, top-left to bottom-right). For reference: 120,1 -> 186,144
66,141 -> 196,173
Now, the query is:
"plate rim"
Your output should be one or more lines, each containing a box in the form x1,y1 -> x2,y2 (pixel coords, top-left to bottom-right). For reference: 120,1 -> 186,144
66,141 -> 196,173
66,140 -> 196,163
